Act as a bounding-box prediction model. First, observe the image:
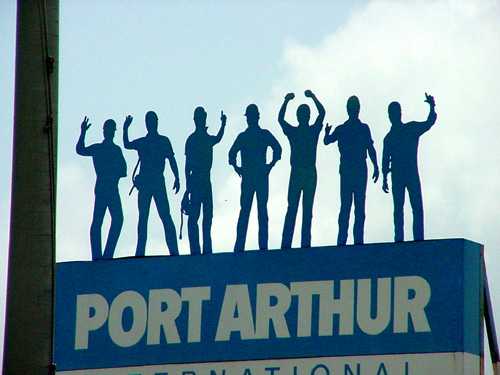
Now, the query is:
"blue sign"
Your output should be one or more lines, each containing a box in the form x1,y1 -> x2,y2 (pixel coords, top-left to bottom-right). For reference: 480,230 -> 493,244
54,239 -> 482,372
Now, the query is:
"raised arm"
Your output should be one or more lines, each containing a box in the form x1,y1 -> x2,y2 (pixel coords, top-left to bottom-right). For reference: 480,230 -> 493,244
123,115 -> 134,149
323,123 -> 339,145
213,110 -> 227,144
413,93 -> 437,136
278,93 -> 295,132
305,89 -> 325,126
76,116 -> 92,156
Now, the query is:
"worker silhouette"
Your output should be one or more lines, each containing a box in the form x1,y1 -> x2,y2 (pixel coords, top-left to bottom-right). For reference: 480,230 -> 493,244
382,93 -> 437,242
184,107 -> 227,255
76,116 -> 127,260
123,111 -> 180,256
229,104 -> 282,251
324,96 -> 379,246
279,90 -> 325,249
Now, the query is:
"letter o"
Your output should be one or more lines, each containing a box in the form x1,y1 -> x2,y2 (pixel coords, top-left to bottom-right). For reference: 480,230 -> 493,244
108,291 -> 147,347
311,364 -> 330,375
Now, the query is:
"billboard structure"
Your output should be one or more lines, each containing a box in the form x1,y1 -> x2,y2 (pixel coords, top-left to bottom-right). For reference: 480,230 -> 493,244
55,239 -> 483,374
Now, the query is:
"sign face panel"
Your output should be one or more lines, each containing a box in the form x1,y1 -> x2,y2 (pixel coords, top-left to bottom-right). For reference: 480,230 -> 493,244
54,239 -> 482,374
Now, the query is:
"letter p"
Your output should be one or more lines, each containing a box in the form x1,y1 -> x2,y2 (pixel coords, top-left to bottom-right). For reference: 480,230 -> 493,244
75,294 -> 109,350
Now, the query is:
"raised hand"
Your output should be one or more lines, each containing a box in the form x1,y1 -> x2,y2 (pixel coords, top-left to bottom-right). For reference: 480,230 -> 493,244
124,115 -> 133,128
304,89 -> 314,98
173,178 -> 180,194
221,110 -> 227,125
424,92 -> 435,107
81,116 -> 91,132
285,93 -> 295,101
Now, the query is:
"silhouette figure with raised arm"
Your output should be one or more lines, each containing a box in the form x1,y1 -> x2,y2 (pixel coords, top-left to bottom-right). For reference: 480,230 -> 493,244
382,93 -> 437,242
123,111 -> 180,256
184,107 -> 227,255
229,104 -> 282,252
279,90 -> 325,249
324,96 -> 379,246
76,116 -> 127,260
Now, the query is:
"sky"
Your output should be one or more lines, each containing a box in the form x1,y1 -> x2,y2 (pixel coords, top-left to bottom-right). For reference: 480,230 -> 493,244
1,0 -> 499,373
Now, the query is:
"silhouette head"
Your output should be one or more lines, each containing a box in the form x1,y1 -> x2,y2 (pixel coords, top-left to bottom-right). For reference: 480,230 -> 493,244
388,101 -> 402,124
244,104 -> 260,127
346,96 -> 360,119
194,106 -> 207,129
103,119 -> 116,140
145,111 -> 159,134
296,104 -> 311,126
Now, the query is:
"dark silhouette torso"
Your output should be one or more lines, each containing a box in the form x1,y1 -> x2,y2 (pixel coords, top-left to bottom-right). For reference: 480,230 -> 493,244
230,127 -> 280,176
332,119 -> 373,173
87,142 -> 126,193
133,134 -> 174,181
383,122 -> 429,176
284,122 -> 322,170
185,130 -> 218,181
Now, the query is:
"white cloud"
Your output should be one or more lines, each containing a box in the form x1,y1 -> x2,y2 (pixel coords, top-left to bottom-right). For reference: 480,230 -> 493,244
204,1 -> 500,371
260,0 -> 500,372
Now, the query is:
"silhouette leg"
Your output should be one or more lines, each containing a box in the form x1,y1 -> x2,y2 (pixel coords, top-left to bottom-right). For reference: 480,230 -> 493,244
90,193 -> 106,260
301,169 -> 317,248
408,175 -> 424,241
256,176 -> 269,250
202,184 -> 213,254
136,188 -> 152,257
281,172 -> 301,249
103,191 -> 123,259
154,183 -> 179,256
391,177 -> 405,242
353,169 -> 367,245
188,191 -> 202,255
337,175 -> 353,246
234,177 -> 254,252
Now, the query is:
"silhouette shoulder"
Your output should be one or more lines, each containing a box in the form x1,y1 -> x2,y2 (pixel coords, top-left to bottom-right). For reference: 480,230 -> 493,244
185,133 -> 195,144
263,128 -> 277,139
383,132 -> 393,144
361,122 -> 372,134
334,124 -> 344,133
